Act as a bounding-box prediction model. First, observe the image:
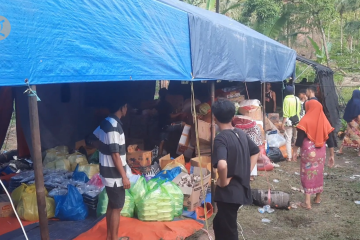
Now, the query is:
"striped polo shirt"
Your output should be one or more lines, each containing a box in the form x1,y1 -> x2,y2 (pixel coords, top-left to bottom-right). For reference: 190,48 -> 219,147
93,115 -> 127,188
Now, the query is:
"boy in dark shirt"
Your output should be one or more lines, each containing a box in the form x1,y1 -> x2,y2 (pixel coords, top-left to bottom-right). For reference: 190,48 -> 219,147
211,99 -> 260,240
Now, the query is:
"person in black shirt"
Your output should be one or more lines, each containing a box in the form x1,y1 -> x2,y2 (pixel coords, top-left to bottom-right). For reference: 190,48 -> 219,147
211,99 -> 260,240
155,88 -> 183,155
306,85 -> 318,101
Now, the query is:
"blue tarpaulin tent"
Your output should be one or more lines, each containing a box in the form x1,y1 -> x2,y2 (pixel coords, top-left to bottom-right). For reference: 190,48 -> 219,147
0,0 -> 296,87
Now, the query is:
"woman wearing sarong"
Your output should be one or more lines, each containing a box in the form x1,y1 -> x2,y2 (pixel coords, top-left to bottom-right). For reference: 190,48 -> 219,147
337,90 -> 360,156
292,100 -> 335,209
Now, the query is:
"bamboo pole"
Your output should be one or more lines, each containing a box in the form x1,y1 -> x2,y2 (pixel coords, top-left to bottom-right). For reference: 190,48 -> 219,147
210,81 -> 216,212
27,85 -> 49,240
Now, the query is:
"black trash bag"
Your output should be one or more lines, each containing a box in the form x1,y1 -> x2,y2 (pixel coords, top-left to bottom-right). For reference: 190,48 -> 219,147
267,147 -> 285,163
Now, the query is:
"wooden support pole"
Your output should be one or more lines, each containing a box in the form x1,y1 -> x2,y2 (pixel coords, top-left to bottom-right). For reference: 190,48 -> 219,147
27,85 -> 49,240
210,80 -> 216,212
263,82 -> 266,131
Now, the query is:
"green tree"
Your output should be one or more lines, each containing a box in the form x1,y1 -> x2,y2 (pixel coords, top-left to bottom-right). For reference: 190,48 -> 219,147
336,0 -> 360,54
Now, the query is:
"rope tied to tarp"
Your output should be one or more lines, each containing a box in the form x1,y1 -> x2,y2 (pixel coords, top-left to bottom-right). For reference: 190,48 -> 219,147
23,79 -> 41,101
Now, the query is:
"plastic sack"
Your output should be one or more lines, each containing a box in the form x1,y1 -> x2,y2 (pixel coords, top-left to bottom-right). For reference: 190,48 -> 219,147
161,181 -> 184,217
54,184 -> 88,221
11,184 -> 26,206
88,173 -> 104,188
54,145 -> 69,154
17,192 -> 55,221
267,133 -> 286,148
48,188 -> 68,197
72,165 -> 90,183
137,185 -> 175,222
154,167 -> 182,181
147,178 -> 166,190
68,153 -> 88,171
163,162 -> 187,174
96,188 -> 108,217
267,147 -> 285,163
11,184 -> 48,206
129,176 -> 148,204
55,159 -> 71,171
121,190 -> 135,218
78,164 -> 100,179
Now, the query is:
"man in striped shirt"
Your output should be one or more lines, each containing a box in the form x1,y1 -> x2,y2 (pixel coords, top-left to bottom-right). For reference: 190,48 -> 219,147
92,100 -> 130,240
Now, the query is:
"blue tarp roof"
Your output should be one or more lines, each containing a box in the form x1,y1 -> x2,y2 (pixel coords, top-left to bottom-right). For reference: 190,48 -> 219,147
0,0 -> 296,87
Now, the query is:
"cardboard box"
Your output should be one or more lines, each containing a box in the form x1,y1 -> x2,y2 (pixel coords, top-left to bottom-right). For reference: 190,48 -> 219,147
190,156 -> 218,184
127,138 -> 145,151
172,167 -> 211,211
126,151 -> 152,169
179,124 -> 191,146
216,89 -> 242,99
228,95 -> 245,103
0,194 -> 14,218
197,120 -> 211,144
159,154 -> 186,170
268,113 -> 280,124
176,144 -> 194,159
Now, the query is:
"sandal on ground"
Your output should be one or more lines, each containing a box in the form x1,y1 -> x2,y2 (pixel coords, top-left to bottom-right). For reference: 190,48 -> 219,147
250,176 -> 255,181
119,237 -> 130,240
313,198 -> 321,204
335,150 -> 343,156
299,202 -> 311,210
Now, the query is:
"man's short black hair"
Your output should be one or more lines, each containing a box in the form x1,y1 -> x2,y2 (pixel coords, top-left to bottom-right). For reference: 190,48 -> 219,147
307,85 -> 317,93
298,89 -> 306,95
159,88 -> 168,99
211,99 -> 235,124
109,99 -> 127,114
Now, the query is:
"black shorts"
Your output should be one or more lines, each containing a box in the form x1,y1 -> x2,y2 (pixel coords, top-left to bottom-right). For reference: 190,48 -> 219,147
105,185 -> 125,209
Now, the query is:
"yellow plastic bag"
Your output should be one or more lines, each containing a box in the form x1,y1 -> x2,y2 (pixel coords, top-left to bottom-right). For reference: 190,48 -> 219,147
17,192 -> 55,221
55,159 -> 71,171
68,153 -> 88,171
163,161 -> 188,174
11,184 -> 26,206
11,184 -> 48,206
78,164 -> 100,179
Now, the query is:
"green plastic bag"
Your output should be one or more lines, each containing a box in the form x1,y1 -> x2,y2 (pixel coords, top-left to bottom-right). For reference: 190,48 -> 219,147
88,150 -> 99,164
97,189 -> 135,218
96,188 -> 108,217
121,190 -> 135,218
161,181 -> 184,217
147,178 -> 166,190
137,185 -> 175,222
129,176 -> 148,205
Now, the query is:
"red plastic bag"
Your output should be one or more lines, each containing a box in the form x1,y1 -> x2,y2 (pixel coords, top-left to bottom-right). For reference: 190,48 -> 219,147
257,145 -> 273,171
87,174 -> 103,188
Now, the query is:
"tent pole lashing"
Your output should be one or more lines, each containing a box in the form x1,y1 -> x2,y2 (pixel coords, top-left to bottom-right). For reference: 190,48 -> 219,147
27,84 -> 49,240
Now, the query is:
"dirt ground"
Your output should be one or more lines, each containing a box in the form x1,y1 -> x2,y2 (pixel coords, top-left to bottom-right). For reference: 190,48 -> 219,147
188,146 -> 360,240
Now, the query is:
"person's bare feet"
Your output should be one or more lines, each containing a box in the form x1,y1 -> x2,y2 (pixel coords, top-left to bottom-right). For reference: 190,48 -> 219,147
250,176 -> 255,181
299,202 -> 311,210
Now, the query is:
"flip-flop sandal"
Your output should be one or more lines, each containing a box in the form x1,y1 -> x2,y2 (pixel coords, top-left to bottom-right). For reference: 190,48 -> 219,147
313,198 -> 321,204
299,202 -> 311,210
335,150 -> 343,156
119,237 -> 130,240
